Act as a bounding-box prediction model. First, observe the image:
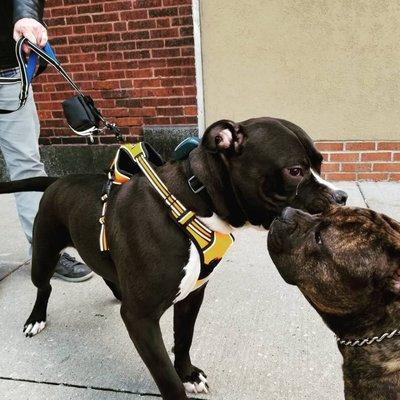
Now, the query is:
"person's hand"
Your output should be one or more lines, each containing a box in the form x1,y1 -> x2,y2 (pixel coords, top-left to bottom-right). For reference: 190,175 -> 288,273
13,18 -> 48,54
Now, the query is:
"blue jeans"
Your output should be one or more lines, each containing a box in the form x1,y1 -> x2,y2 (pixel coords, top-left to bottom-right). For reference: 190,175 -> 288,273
0,68 -> 47,244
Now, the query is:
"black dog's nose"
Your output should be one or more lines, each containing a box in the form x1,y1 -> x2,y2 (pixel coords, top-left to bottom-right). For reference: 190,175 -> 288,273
333,190 -> 348,205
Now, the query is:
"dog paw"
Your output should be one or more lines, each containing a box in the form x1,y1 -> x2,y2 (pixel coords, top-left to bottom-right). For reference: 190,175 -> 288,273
23,321 -> 46,337
183,369 -> 209,394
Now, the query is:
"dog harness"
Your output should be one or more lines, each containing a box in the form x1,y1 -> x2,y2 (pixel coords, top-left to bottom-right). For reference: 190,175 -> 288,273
99,143 -> 235,290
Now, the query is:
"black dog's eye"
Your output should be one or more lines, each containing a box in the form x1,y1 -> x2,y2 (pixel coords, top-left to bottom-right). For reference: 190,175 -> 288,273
289,167 -> 303,177
315,231 -> 323,245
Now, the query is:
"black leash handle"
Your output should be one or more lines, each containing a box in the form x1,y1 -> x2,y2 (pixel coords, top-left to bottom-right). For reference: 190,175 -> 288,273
0,38 -> 31,114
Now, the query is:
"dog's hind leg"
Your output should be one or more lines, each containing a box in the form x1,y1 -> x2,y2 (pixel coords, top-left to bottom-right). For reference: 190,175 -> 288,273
23,214 -> 70,337
173,284 -> 208,394
120,304 -> 188,400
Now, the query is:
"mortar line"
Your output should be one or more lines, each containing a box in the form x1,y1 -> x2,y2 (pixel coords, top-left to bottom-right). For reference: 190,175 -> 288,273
356,181 -> 370,208
0,376 -> 204,400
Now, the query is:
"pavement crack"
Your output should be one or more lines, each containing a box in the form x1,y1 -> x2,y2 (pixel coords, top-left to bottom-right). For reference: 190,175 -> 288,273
356,181 -> 370,208
0,376 -> 204,399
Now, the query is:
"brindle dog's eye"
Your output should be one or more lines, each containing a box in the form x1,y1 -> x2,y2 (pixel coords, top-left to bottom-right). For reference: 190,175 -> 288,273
289,167 -> 303,177
315,231 -> 323,245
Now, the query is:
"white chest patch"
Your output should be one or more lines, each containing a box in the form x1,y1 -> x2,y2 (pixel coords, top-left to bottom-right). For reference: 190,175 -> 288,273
174,242 -> 201,303
198,213 -> 234,234
174,213 -> 234,303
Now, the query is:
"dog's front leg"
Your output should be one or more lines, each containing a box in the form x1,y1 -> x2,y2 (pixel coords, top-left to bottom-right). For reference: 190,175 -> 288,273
174,284 -> 209,394
121,304 -> 188,400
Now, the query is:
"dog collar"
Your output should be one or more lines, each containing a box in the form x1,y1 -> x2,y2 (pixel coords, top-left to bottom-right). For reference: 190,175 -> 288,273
336,329 -> 400,347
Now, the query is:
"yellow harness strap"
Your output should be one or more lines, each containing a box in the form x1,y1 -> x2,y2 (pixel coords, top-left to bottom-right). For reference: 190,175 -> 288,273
100,142 -> 235,289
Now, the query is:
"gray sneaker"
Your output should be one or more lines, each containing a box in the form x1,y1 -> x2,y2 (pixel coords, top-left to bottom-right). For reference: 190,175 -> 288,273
53,253 -> 94,282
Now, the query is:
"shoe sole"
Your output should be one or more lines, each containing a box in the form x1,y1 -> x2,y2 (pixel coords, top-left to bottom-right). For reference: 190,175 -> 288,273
52,271 -> 94,283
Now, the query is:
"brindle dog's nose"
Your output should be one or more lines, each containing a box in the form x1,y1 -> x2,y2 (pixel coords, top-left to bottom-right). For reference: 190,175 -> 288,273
281,207 -> 297,221
333,190 -> 348,205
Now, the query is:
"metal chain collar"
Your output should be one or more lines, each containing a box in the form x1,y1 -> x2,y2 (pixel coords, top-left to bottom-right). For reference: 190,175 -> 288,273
336,329 -> 400,347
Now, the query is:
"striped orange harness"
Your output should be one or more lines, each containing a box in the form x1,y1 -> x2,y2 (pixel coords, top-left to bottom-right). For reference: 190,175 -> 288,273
99,142 -> 235,289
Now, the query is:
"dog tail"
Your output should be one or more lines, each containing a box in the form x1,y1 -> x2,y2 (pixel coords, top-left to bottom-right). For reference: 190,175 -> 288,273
0,177 -> 59,194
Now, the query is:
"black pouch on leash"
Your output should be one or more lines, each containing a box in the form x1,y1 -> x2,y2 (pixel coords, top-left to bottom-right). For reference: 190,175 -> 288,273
62,95 -> 101,135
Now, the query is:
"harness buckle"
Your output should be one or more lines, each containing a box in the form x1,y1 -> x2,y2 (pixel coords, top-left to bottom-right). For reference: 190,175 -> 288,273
188,175 -> 204,194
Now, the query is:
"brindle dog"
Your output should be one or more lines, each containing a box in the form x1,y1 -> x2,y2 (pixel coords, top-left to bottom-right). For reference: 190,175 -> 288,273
268,206 -> 400,400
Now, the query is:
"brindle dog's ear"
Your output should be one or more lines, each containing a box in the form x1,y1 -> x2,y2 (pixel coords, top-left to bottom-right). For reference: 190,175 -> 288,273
202,119 -> 245,155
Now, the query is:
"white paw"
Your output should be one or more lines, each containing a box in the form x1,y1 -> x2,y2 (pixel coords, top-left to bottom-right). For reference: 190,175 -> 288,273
23,321 -> 46,337
183,373 -> 209,394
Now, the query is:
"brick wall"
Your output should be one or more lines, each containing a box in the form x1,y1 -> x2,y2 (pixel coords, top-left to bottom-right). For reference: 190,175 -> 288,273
318,141 -> 400,181
34,1 -> 400,181
35,0 -> 197,145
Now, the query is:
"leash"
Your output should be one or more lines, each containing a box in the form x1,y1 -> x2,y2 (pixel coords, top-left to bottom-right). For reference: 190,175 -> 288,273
0,38 -> 123,143
336,329 -> 400,347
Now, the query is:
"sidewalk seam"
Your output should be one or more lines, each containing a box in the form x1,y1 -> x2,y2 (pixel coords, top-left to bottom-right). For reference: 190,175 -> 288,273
0,376 -> 204,399
0,259 -> 30,282
356,182 -> 370,208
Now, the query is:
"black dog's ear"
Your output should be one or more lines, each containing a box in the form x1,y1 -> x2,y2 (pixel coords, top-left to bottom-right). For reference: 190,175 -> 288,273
201,119 -> 245,154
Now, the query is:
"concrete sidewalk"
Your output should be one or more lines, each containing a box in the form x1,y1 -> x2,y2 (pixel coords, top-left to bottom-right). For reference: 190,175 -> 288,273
0,183 -> 399,400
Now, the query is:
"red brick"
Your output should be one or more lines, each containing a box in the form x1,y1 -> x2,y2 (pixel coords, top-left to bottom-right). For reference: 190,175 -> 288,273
358,173 -> 389,181
325,173 -> 357,181
171,116 -> 197,124
93,13 -> 119,22
181,47 -> 194,57
86,23 -> 113,33
128,19 -> 156,29
341,163 -> 372,172
104,1 -> 132,12
156,18 -> 171,28
373,163 -> 400,172
389,174 -> 400,181
393,153 -> 400,161
178,5 -> 192,15
150,28 -> 180,38
122,31 -> 150,40
321,163 -> 340,172
121,10 -> 148,21
149,7 -> 178,17
134,0 -> 162,7
172,17 -> 193,26
330,153 -> 359,162
116,117 -> 143,126
315,142 -> 343,151
165,37 -> 193,47
78,4 -> 104,14
345,142 -> 376,151
361,152 -> 392,161
137,40 -> 165,49
163,0 -> 192,5
134,78 -> 162,88
184,106 -> 197,116
152,48 -> 180,58
94,80 -> 120,90
377,142 -> 400,150
51,6 -> 77,17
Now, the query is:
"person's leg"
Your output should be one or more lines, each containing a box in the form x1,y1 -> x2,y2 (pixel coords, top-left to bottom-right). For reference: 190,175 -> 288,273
0,70 -> 92,281
0,72 -> 45,243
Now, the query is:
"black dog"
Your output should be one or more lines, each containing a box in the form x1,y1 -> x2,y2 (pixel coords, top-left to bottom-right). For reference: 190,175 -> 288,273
0,117 -> 346,399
